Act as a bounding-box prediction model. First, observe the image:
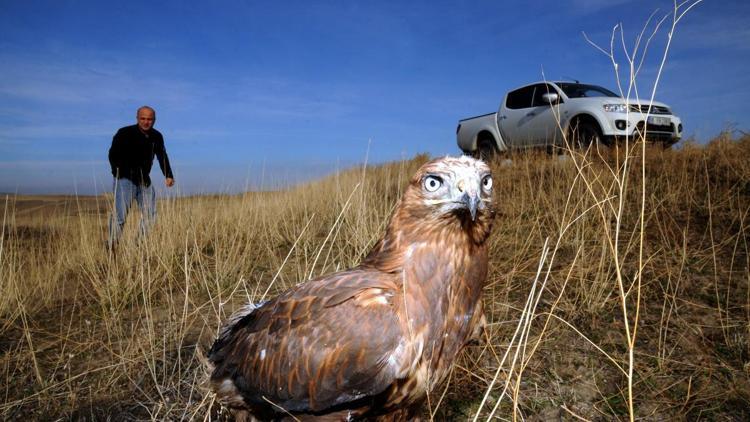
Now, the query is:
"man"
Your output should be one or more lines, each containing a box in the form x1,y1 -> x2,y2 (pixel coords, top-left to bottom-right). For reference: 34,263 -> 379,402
108,105 -> 174,247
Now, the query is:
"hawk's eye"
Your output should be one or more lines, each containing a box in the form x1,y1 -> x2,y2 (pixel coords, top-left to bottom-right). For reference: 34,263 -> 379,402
423,175 -> 443,192
482,175 -> 493,190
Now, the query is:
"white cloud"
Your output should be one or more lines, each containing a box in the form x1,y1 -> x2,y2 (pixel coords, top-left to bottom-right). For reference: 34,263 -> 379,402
0,51 -> 203,110
0,47 -> 358,147
0,123 -> 115,142
0,160 -> 106,169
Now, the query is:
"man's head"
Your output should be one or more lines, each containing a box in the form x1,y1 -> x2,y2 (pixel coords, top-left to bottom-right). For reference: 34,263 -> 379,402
136,106 -> 156,133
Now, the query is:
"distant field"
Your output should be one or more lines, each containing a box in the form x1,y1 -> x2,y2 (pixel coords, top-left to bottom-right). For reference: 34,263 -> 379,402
5,195 -> 107,218
1,137 -> 749,420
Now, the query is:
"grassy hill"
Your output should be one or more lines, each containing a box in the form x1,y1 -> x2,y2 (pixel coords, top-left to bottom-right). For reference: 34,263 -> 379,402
1,136 -> 749,420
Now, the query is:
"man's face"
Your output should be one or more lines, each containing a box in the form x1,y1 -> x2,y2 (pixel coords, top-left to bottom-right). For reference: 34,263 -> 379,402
137,109 -> 156,132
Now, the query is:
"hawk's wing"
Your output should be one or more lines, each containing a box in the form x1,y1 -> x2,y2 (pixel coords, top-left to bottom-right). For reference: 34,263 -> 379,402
208,268 -> 405,413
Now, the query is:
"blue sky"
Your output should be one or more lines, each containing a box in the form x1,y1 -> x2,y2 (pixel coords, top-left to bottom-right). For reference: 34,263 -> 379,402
1,0 -> 748,195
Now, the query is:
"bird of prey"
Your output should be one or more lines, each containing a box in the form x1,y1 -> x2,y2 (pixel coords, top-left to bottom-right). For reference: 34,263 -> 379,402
208,156 -> 494,421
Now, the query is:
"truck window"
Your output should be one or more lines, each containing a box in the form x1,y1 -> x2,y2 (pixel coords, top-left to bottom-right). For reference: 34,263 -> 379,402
531,83 -> 560,107
556,83 -> 620,98
505,86 -> 535,109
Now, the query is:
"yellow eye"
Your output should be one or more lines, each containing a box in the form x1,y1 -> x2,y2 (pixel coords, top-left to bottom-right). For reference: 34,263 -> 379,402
423,175 -> 443,192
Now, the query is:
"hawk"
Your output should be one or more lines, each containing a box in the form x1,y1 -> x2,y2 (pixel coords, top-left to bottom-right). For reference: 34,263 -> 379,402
208,156 -> 494,420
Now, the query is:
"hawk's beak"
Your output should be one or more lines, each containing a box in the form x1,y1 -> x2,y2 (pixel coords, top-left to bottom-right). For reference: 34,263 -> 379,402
461,192 -> 479,221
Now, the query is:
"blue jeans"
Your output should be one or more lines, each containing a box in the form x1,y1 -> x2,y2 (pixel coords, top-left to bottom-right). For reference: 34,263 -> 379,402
108,178 -> 156,246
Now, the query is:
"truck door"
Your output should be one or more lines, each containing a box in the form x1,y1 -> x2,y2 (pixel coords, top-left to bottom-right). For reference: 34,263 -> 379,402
526,83 -> 565,146
497,85 -> 536,147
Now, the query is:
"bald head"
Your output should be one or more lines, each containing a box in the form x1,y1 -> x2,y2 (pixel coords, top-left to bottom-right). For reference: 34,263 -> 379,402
136,106 -> 156,133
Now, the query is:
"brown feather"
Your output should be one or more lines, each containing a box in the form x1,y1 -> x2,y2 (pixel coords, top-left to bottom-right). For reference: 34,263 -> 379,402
208,156 -> 494,420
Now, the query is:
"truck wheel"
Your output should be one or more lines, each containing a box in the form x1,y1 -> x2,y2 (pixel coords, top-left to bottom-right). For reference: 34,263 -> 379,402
569,120 -> 602,150
474,139 -> 497,162
662,138 -> 678,149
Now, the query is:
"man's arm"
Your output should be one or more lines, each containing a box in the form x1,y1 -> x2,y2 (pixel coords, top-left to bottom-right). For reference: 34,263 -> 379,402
154,137 -> 174,187
108,130 -> 124,178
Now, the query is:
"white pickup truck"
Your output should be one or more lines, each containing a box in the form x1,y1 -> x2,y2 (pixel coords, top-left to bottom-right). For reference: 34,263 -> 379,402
456,81 -> 683,157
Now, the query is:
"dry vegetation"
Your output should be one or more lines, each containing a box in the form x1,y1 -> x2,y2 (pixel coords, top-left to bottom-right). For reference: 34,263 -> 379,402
1,134 -> 749,421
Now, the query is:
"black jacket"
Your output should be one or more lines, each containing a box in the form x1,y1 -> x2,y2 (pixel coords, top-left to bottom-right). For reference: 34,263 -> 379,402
108,124 -> 174,187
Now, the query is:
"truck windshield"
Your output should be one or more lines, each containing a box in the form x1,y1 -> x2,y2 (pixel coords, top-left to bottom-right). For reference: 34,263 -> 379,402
556,83 -> 620,98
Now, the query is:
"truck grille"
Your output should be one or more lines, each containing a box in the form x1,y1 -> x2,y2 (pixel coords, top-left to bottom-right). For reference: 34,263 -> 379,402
635,121 -> 674,135
628,104 -> 671,115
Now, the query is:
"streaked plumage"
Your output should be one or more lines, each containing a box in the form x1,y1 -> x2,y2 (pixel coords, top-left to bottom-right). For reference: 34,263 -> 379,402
208,156 -> 494,420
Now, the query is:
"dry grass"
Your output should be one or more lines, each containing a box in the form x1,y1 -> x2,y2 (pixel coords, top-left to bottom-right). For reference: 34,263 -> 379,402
1,136 -> 749,420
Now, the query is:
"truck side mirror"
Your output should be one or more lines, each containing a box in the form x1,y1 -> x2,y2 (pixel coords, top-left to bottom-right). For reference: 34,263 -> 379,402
541,93 -> 559,105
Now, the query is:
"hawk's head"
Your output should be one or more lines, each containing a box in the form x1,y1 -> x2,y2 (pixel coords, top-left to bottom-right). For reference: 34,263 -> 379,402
364,155 -> 493,269
399,155 -> 493,229
411,155 -> 492,219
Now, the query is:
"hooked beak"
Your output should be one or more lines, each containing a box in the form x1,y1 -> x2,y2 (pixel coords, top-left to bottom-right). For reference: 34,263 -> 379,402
461,192 -> 479,221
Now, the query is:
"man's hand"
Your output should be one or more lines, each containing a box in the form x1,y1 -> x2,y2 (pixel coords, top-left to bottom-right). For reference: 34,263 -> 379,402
166,178 -> 175,188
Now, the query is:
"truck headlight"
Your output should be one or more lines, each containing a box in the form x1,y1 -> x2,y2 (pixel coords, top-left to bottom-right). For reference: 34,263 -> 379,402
603,104 -> 628,113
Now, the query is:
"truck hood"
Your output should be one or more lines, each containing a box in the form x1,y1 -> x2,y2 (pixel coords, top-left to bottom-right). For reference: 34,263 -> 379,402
568,97 -> 673,113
